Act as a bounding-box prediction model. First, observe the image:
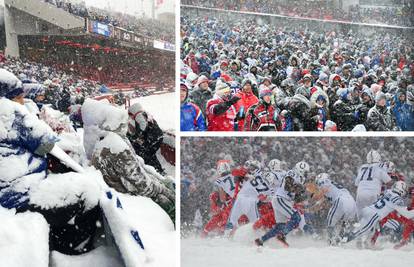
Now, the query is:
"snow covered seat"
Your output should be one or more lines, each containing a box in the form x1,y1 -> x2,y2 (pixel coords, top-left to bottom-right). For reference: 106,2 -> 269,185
0,208 -> 49,267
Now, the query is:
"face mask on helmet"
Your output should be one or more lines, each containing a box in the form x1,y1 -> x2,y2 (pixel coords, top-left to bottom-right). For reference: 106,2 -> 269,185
268,159 -> 282,173
392,181 -> 407,197
366,150 -> 381,163
244,160 -> 261,174
217,162 -> 231,176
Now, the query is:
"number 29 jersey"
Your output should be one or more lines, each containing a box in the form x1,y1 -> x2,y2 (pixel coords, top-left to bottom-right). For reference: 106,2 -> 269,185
214,174 -> 237,198
355,163 -> 391,194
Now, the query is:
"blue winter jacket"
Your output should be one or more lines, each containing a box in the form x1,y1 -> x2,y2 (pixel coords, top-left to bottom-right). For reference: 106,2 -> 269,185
0,98 -> 56,209
392,93 -> 414,131
180,102 -> 207,131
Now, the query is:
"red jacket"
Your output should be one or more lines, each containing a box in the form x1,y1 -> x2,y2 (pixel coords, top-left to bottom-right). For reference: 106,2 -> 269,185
206,97 -> 237,131
184,54 -> 200,74
244,102 -> 282,131
234,91 -> 259,131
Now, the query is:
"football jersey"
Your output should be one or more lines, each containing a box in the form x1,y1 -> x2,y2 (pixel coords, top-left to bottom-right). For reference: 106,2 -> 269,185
355,163 -> 391,193
370,190 -> 405,220
270,170 -> 286,189
320,180 -> 351,203
238,171 -> 273,198
214,174 -> 237,198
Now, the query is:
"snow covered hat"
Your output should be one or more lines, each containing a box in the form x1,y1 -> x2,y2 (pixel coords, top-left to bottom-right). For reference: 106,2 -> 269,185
375,92 -> 386,103
259,85 -> 272,98
0,68 -> 23,99
128,102 -> 149,132
81,98 -> 128,131
23,83 -> 45,100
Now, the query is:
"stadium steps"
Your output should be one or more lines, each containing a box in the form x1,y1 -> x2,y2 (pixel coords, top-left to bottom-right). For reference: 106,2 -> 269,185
5,0 -> 84,30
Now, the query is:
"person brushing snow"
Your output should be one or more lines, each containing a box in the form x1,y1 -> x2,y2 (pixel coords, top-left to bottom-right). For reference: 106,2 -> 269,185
0,69 -> 102,255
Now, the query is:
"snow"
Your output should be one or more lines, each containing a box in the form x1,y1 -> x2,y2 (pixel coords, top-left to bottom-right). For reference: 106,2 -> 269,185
0,98 -> 56,142
182,236 -> 414,267
29,169 -> 101,211
94,132 -> 129,155
0,208 -> 49,267
130,93 -> 175,131
53,193 -> 175,267
82,98 -> 128,131
119,194 -> 175,267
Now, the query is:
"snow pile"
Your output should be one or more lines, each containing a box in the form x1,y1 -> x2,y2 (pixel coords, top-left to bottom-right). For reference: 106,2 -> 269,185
82,98 -> 128,159
99,191 -> 175,267
116,194 -> 175,267
0,207 -> 49,267
182,234 -> 414,267
0,149 -> 41,182
94,132 -> 129,155
55,132 -> 87,166
82,99 -> 128,132
0,69 -> 22,95
29,168 -> 102,210
130,93 -> 175,131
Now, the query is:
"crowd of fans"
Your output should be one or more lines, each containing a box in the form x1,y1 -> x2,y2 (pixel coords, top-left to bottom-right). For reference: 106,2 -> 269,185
180,13 -> 414,131
180,136 -> 414,231
16,35 -> 174,90
182,0 -> 414,27
0,55 -> 101,113
44,0 -> 174,42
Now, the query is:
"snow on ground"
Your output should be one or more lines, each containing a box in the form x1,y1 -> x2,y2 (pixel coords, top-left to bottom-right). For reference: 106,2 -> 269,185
182,224 -> 414,267
0,208 -> 49,267
130,93 -> 176,131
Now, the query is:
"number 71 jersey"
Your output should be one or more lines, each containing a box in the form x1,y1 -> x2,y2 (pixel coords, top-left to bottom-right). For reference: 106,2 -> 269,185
215,174 -> 237,198
355,163 -> 391,193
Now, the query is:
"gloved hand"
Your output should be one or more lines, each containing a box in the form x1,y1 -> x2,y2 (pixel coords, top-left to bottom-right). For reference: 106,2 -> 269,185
34,140 -> 55,156
354,110 -> 360,120
212,71 -> 221,79
228,96 -> 241,105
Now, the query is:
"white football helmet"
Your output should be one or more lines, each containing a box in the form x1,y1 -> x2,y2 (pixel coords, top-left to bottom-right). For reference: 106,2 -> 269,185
315,173 -> 331,187
294,161 -> 310,178
244,160 -> 261,174
392,181 -> 408,197
382,161 -> 396,174
367,150 -> 381,164
268,159 -> 283,173
217,161 -> 231,175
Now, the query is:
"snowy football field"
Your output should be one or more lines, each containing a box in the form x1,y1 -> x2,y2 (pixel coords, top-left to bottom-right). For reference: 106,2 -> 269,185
182,224 -> 414,267
130,92 -> 176,131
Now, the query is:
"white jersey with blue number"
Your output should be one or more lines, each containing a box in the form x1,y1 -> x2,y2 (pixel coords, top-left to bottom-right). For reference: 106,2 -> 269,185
239,171 -> 273,198
214,174 -> 236,198
355,163 -> 391,194
320,181 -> 352,203
369,190 -> 405,220
270,170 -> 286,189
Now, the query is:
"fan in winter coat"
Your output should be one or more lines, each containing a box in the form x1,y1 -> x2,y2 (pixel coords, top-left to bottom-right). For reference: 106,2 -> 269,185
127,102 -> 166,174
